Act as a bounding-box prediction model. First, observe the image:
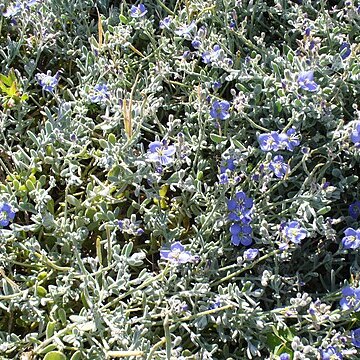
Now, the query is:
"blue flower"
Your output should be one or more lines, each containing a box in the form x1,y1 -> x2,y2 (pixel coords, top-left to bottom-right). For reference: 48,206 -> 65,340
90,84 -> 109,103
191,38 -> 201,49
218,173 -> 229,184
269,155 -> 289,178
227,192 -> 254,246
243,248 -> 259,260
297,70 -> 319,92
147,141 -> 176,166
350,123 -> 360,145
283,221 -> 306,244
3,2 -> 21,17
258,131 -> 288,152
349,200 -> 360,219
351,328 -> 360,348
210,100 -> 230,120
279,353 -> 291,360
36,71 -> 59,92
285,128 -> 301,151
0,203 -> 16,227
229,20 -> 236,29
159,16 -> 172,29
209,297 -> 221,310
220,158 -> 235,174
160,241 -> 194,264
341,227 -> 360,250
201,51 -> 211,64
130,4 -> 147,18
321,346 -> 343,360
212,81 -> 222,91
231,228 -> 252,246
339,42 -> 351,60
339,286 -> 360,311
202,45 -> 225,65
174,22 -> 196,37
227,191 -> 253,219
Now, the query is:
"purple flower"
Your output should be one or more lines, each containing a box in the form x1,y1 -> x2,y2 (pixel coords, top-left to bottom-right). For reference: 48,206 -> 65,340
159,16 -> 172,29
209,297 -> 221,310
202,44 -> 225,65
201,51 -> 211,64
349,200 -> 360,219
0,203 -> 16,227
339,42 -> 351,60
350,123 -> 360,145
297,70 -> 319,92
220,158 -> 235,173
258,131 -> 288,152
279,353 -> 291,360
130,4 -> 147,18
285,128 -> 301,151
340,286 -> 360,311
229,20 -> 236,29
90,84 -> 109,103
283,221 -> 307,244
269,155 -> 289,178
243,248 -> 259,260
210,100 -> 230,120
160,241 -> 194,264
212,81 -> 222,91
174,22 -> 196,37
218,173 -> 229,184
231,229 -> 252,246
36,71 -> 59,92
341,228 -> 360,250
191,38 -> 201,49
351,328 -> 360,347
147,141 -> 176,166
321,346 -> 343,360
3,2 -> 21,17
227,192 -> 253,217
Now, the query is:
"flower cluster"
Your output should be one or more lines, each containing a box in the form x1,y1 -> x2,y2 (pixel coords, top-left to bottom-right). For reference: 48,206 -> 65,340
0,203 -> 16,227
258,128 -> 300,179
227,192 -> 254,246
340,286 -> 360,311
160,241 -> 197,264
258,128 -> 300,152
341,227 -> 360,250
218,157 -> 237,185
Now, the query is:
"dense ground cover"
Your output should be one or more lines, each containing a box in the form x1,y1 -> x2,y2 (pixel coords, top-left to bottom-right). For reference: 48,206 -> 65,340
0,0 -> 360,359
